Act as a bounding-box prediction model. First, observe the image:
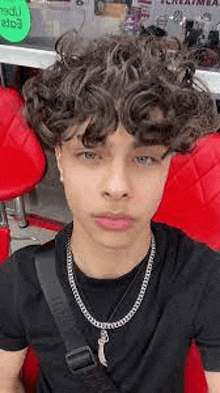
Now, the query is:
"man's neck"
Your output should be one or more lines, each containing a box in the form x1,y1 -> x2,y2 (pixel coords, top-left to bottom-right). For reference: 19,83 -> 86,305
70,227 -> 152,279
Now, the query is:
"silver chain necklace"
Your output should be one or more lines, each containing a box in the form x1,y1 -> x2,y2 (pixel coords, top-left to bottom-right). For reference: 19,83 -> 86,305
67,234 -> 156,367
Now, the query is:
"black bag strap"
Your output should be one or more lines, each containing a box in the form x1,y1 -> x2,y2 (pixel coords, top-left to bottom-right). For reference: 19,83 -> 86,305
35,243 -> 120,393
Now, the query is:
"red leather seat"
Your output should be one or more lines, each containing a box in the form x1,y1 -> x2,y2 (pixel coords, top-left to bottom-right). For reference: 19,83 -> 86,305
0,87 -> 45,201
155,133 -> 220,250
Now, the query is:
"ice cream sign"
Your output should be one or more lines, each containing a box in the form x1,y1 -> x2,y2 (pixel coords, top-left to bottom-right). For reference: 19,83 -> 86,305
0,0 -> 30,42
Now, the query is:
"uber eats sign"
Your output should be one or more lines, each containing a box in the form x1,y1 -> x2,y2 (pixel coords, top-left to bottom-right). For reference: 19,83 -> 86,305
0,0 -> 30,42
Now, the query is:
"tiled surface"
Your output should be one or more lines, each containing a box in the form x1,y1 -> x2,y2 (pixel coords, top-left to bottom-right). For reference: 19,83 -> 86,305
9,216 -> 57,254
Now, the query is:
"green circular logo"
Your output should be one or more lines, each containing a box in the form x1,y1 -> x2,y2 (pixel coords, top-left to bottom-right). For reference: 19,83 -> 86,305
0,0 -> 31,42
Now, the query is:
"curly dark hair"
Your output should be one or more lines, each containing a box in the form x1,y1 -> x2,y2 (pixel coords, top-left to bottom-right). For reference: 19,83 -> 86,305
23,30 -> 220,153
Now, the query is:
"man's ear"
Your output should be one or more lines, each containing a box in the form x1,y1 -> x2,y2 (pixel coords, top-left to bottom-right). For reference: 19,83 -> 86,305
55,146 -> 64,183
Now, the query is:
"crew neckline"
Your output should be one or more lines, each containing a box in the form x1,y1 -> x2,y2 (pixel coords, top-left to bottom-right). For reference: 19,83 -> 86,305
72,247 -> 150,288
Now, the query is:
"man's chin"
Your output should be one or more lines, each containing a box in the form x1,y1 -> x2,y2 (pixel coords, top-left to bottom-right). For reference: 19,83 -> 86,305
90,221 -> 150,250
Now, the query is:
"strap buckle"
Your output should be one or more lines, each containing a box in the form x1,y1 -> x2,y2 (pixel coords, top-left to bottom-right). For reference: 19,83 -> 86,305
66,345 -> 97,373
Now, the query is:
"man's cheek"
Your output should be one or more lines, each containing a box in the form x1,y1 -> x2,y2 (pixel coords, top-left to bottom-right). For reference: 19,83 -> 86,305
135,181 -> 163,203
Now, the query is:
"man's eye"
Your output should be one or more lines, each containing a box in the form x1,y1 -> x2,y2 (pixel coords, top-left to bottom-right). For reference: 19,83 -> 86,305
77,152 -> 97,160
135,156 -> 158,166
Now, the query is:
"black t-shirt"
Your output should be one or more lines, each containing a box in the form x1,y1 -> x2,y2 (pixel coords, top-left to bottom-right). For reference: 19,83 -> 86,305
0,222 -> 220,392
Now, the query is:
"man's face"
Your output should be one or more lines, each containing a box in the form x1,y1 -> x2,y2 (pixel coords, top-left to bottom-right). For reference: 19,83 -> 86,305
55,123 -> 173,250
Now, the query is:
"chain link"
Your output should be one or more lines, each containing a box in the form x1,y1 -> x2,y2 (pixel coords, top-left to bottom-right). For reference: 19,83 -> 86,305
67,234 -> 156,331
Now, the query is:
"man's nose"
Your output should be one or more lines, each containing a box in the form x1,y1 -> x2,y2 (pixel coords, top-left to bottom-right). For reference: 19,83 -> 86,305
102,162 -> 132,200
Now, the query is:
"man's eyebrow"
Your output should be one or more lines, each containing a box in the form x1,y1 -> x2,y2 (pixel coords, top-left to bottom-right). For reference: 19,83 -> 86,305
132,140 -> 173,159
76,136 -> 159,148
75,134 -> 172,158
161,149 -> 173,160
132,140 -> 149,148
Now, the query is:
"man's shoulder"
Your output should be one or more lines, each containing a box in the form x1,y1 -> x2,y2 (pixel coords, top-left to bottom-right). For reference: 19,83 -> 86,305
151,222 -> 220,305
0,241 -> 54,295
152,220 -> 216,248
152,221 -> 220,269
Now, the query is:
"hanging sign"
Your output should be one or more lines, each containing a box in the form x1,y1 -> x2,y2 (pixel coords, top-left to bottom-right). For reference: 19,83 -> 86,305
0,0 -> 31,42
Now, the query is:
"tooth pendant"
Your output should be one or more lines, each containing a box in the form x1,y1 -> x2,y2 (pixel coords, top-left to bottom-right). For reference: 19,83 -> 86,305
98,329 -> 109,367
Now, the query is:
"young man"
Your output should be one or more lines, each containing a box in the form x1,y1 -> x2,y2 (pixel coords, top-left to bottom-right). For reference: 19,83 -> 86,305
0,31 -> 220,393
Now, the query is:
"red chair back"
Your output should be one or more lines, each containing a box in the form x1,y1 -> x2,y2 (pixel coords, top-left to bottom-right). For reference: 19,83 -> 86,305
154,133 -> 220,249
0,87 -> 45,201
0,88 -> 23,146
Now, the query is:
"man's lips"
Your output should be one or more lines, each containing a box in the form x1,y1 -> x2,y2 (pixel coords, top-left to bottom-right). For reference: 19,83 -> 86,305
96,214 -> 135,220
94,214 -> 135,231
